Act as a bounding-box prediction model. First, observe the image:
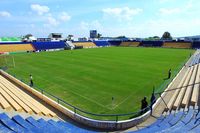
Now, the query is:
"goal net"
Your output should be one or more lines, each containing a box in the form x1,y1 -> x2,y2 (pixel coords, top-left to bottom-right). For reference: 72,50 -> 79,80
0,54 -> 15,69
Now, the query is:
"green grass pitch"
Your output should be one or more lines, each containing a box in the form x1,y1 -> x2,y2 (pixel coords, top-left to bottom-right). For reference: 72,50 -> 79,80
7,47 -> 193,118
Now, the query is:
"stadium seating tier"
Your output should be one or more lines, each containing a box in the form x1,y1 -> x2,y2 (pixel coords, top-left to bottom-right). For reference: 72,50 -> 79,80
0,44 -> 34,52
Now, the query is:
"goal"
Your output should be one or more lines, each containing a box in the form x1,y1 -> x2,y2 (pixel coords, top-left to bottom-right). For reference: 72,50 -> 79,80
0,54 -> 15,69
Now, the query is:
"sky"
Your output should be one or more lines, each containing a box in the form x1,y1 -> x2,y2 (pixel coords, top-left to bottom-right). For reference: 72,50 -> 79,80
0,0 -> 200,38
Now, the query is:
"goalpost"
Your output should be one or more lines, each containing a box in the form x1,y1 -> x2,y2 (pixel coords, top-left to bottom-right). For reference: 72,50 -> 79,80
0,54 -> 15,69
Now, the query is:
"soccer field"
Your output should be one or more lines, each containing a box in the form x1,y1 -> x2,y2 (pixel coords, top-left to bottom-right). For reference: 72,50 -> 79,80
6,47 -> 193,119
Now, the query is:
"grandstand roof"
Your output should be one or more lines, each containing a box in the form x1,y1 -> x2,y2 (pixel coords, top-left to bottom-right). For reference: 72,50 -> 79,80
0,37 -> 21,42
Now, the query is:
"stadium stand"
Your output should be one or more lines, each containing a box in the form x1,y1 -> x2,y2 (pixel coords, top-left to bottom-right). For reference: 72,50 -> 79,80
141,41 -> 163,47
108,40 -> 121,46
0,75 -> 56,117
130,107 -> 200,133
163,42 -> 192,49
0,43 -> 34,52
0,113 -> 96,133
120,41 -> 140,47
189,53 -> 200,67
93,40 -> 109,47
72,41 -> 96,48
165,54 -> 200,111
31,41 -> 66,51
192,41 -> 200,48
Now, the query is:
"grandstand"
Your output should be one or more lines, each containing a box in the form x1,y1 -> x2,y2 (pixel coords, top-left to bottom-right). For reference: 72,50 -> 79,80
0,41 -> 67,53
108,40 -> 121,46
93,40 -> 109,47
0,43 -> 34,53
192,41 -> 200,48
0,40 -> 200,54
0,75 -> 56,116
31,41 -> 66,51
129,108 -> 200,132
163,42 -> 192,49
72,41 -> 96,48
120,41 -> 140,47
0,113 -> 97,133
141,41 -> 163,47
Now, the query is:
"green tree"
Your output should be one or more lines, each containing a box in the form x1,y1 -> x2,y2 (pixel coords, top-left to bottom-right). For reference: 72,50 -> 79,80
67,35 -> 74,41
161,32 -> 172,40
97,33 -> 102,39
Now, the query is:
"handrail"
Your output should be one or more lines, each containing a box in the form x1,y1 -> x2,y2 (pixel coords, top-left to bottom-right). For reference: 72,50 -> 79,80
12,73 -> 158,121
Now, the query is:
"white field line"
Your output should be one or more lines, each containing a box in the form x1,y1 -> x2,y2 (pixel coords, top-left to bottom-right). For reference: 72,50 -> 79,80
110,93 -> 134,110
34,76 -> 112,110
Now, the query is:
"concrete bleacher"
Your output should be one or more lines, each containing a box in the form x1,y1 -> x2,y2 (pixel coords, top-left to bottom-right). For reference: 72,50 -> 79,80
0,75 -> 56,117
0,112 -> 96,133
163,42 -> 192,49
73,42 -> 96,48
190,53 -> 200,67
164,63 -> 199,111
0,43 -> 34,52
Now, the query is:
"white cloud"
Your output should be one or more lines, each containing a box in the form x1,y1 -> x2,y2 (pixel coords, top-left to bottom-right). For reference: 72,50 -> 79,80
0,11 -> 11,17
102,7 -> 142,21
136,18 -> 200,37
59,12 -> 71,21
159,0 -> 171,3
185,0 -> 193,9
100,17 -> 200,38
77,20 -> 104,37
80,20 -> 102,31
80,21 -> 89,30
31,4 -> 49,15
159,8 -> 181,15
44,12 -> 71,27
44,16 -> 59,27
